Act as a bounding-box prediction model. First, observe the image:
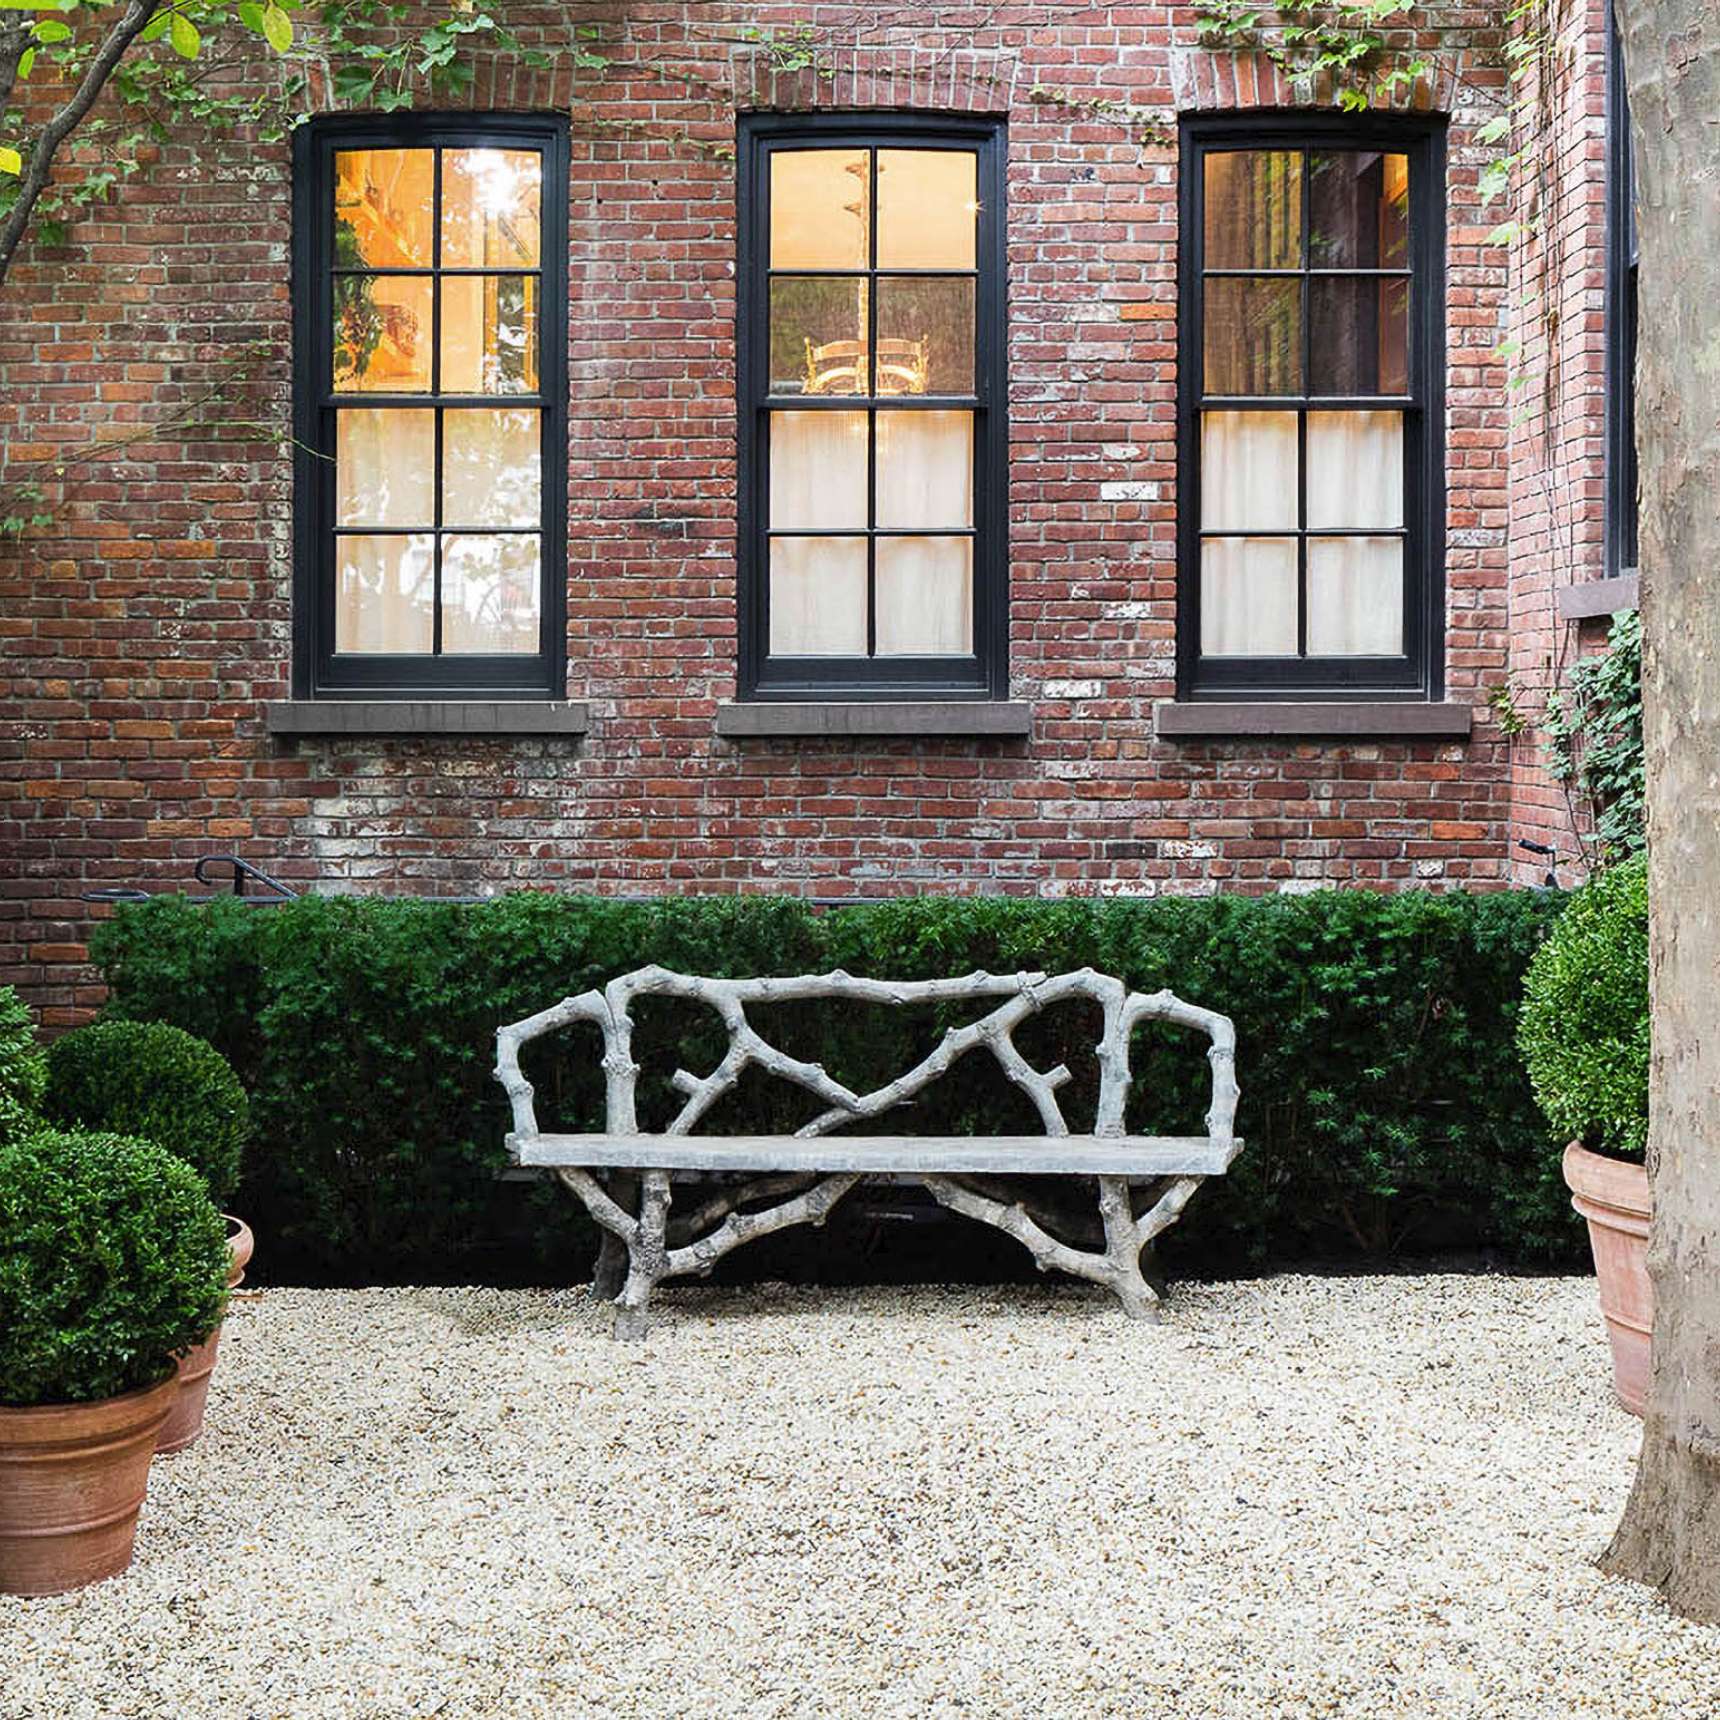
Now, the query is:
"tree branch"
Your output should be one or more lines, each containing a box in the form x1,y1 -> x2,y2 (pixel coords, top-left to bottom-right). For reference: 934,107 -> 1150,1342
0,0 -> 165,287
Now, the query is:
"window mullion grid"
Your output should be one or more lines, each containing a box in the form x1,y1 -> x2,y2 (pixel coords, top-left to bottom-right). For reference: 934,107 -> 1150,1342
430,145 -> 444,658
865,146 -> 878,661
1296,147 -> 1311,661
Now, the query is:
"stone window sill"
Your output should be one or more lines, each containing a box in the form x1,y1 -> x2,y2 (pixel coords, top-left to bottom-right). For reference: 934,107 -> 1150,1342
1154,701 -> 1473,740
266,701 -> 590,738
1557,573 -> 1639,622
716,701 -> 1032,739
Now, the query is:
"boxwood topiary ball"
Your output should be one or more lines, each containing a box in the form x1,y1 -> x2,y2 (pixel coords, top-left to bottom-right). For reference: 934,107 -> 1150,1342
0,1128 -> 231,1408
44,1020 -> 249,1208
1517,854 -> 1650,1158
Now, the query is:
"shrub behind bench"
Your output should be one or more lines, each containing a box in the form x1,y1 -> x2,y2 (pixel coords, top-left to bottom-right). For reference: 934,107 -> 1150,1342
90,888 -> 1576,1283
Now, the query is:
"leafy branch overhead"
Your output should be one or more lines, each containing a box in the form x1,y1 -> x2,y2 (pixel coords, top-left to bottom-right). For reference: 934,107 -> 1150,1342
0,2 -> 603,285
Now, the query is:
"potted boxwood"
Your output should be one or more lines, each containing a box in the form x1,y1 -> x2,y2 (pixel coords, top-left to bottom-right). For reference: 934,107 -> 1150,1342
0,1127 -> 230,1595
1518,854 -> 1651,1413
44,1021 -> 253,1453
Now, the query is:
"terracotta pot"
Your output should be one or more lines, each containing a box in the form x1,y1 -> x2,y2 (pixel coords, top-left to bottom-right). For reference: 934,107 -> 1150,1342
0,1372 -> 179,1596
1563,1141 -> 1652,1416
156,1215 -> 254,1456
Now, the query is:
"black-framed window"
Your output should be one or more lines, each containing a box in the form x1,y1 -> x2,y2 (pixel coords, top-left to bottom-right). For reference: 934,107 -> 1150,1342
1606,21 -> 1639,576
737,114 -> 1008,701
1177,115 -> 1446,700
292,114 -> 568,699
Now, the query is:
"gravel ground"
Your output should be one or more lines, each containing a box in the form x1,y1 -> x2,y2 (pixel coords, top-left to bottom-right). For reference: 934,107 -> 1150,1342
2,1275 -> 1716,1720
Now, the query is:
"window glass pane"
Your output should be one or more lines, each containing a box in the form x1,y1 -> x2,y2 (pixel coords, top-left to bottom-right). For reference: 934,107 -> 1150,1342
1309,277 -> 1408,395
770,277 -> 869,395
442,534 -> 541,654
1203,277 -> 1301,395
876,537 -> 972,654
876,149 -> 976,269
334,274 -> 433,393
441,148 -> 542,268
1308,151 -> 1409,269
1200,411 -> 1298,531
335,149 -> 434,268
442,274 -> 539,394
771,149 -> 870,269
769,411 -> 867,530
1307,536 -> 1403,654
443,408 -> 541,528
770,536 -> 868,655
335,533 -> 435,653
875,410 -> 973,529
1306,411 -> 1403,529
876,277 -> 974,394
336,409 -> 434,527
1203,150 -> 1302,270
1200,537 -> 1298,656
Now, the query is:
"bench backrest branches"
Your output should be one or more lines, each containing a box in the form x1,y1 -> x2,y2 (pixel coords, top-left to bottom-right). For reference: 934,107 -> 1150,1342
494,966 -> 1240,1151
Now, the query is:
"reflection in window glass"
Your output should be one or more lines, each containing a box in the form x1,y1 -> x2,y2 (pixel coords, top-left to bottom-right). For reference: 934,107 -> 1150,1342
336,533 -> 436,653
441,534 -> 541,654
335,149 -> 434,268
336,409 -> 435,527
1204,150 -> 1302,270
441,148 -> 542,267
770,150 -> 870,269
876,277 -> 975,394
876,149 -> 977,269
770,277 -> 870,395
334,274 -> 433,393
443,409 -> 541,528
1308,151 -> 1409,268
1204,277 -> 1301,396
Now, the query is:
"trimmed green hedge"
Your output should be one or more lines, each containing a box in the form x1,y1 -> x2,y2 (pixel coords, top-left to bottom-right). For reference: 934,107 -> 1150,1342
90,889 -> 1578,1282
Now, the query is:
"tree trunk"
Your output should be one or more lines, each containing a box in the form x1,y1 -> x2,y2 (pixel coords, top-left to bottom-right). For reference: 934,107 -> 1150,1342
1600,1 -> 1720,1622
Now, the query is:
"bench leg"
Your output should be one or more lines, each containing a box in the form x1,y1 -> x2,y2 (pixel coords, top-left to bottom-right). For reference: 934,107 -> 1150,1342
1097,1175 -> 1159,1321
591,1230 -> 628,1302
613,1169 -> 671,1342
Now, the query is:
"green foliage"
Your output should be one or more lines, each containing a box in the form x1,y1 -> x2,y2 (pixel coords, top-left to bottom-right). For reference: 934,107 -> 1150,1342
0,984 -> 47,1146
1544,608 -> 1646,864
1194,1 -> 1428,108
92,888 -> 1576,1281
44,1020 -> 250,1206
1518,855 -> 1649,1159
0,1127 -> 230,1406
0,1 -> 589,259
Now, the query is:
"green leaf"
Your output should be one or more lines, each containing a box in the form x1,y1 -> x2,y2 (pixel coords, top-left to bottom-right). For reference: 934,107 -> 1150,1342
261,4 -> 293,52
238,1 -> 266,30
32,19 -> 71,43
0,146 -> 20,177
139,13 -> 170,41
16,47 -> 32,78
169,12 -> 201,58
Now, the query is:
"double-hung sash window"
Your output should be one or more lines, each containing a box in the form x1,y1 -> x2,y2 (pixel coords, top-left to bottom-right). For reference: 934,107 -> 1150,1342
1606,23 -> 1639,576
738,116 -> 1007,700
293,116 -> 568,697
1179,117 -> 1445,698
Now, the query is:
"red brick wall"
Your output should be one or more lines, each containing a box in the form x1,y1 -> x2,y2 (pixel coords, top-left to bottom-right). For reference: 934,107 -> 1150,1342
1504,0 -> 1620,884
1,3 -> 1559,1023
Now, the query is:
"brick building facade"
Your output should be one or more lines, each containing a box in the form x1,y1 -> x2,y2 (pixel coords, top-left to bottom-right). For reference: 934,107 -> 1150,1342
0,2 -> 1634,1023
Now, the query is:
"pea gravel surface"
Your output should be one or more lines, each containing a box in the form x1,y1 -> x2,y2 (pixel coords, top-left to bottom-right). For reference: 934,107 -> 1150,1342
2,1275 -> 1715,1720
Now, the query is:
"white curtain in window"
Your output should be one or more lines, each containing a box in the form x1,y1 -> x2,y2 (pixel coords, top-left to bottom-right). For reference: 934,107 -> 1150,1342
876,538 -> 972,654
1201,537 -> 1297,656
769,411 -> 867,529
1201,411 -> 1297,531
1307,410 -> 1402,528
770,535 -> 868,655
1307,537 -> 1403,655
